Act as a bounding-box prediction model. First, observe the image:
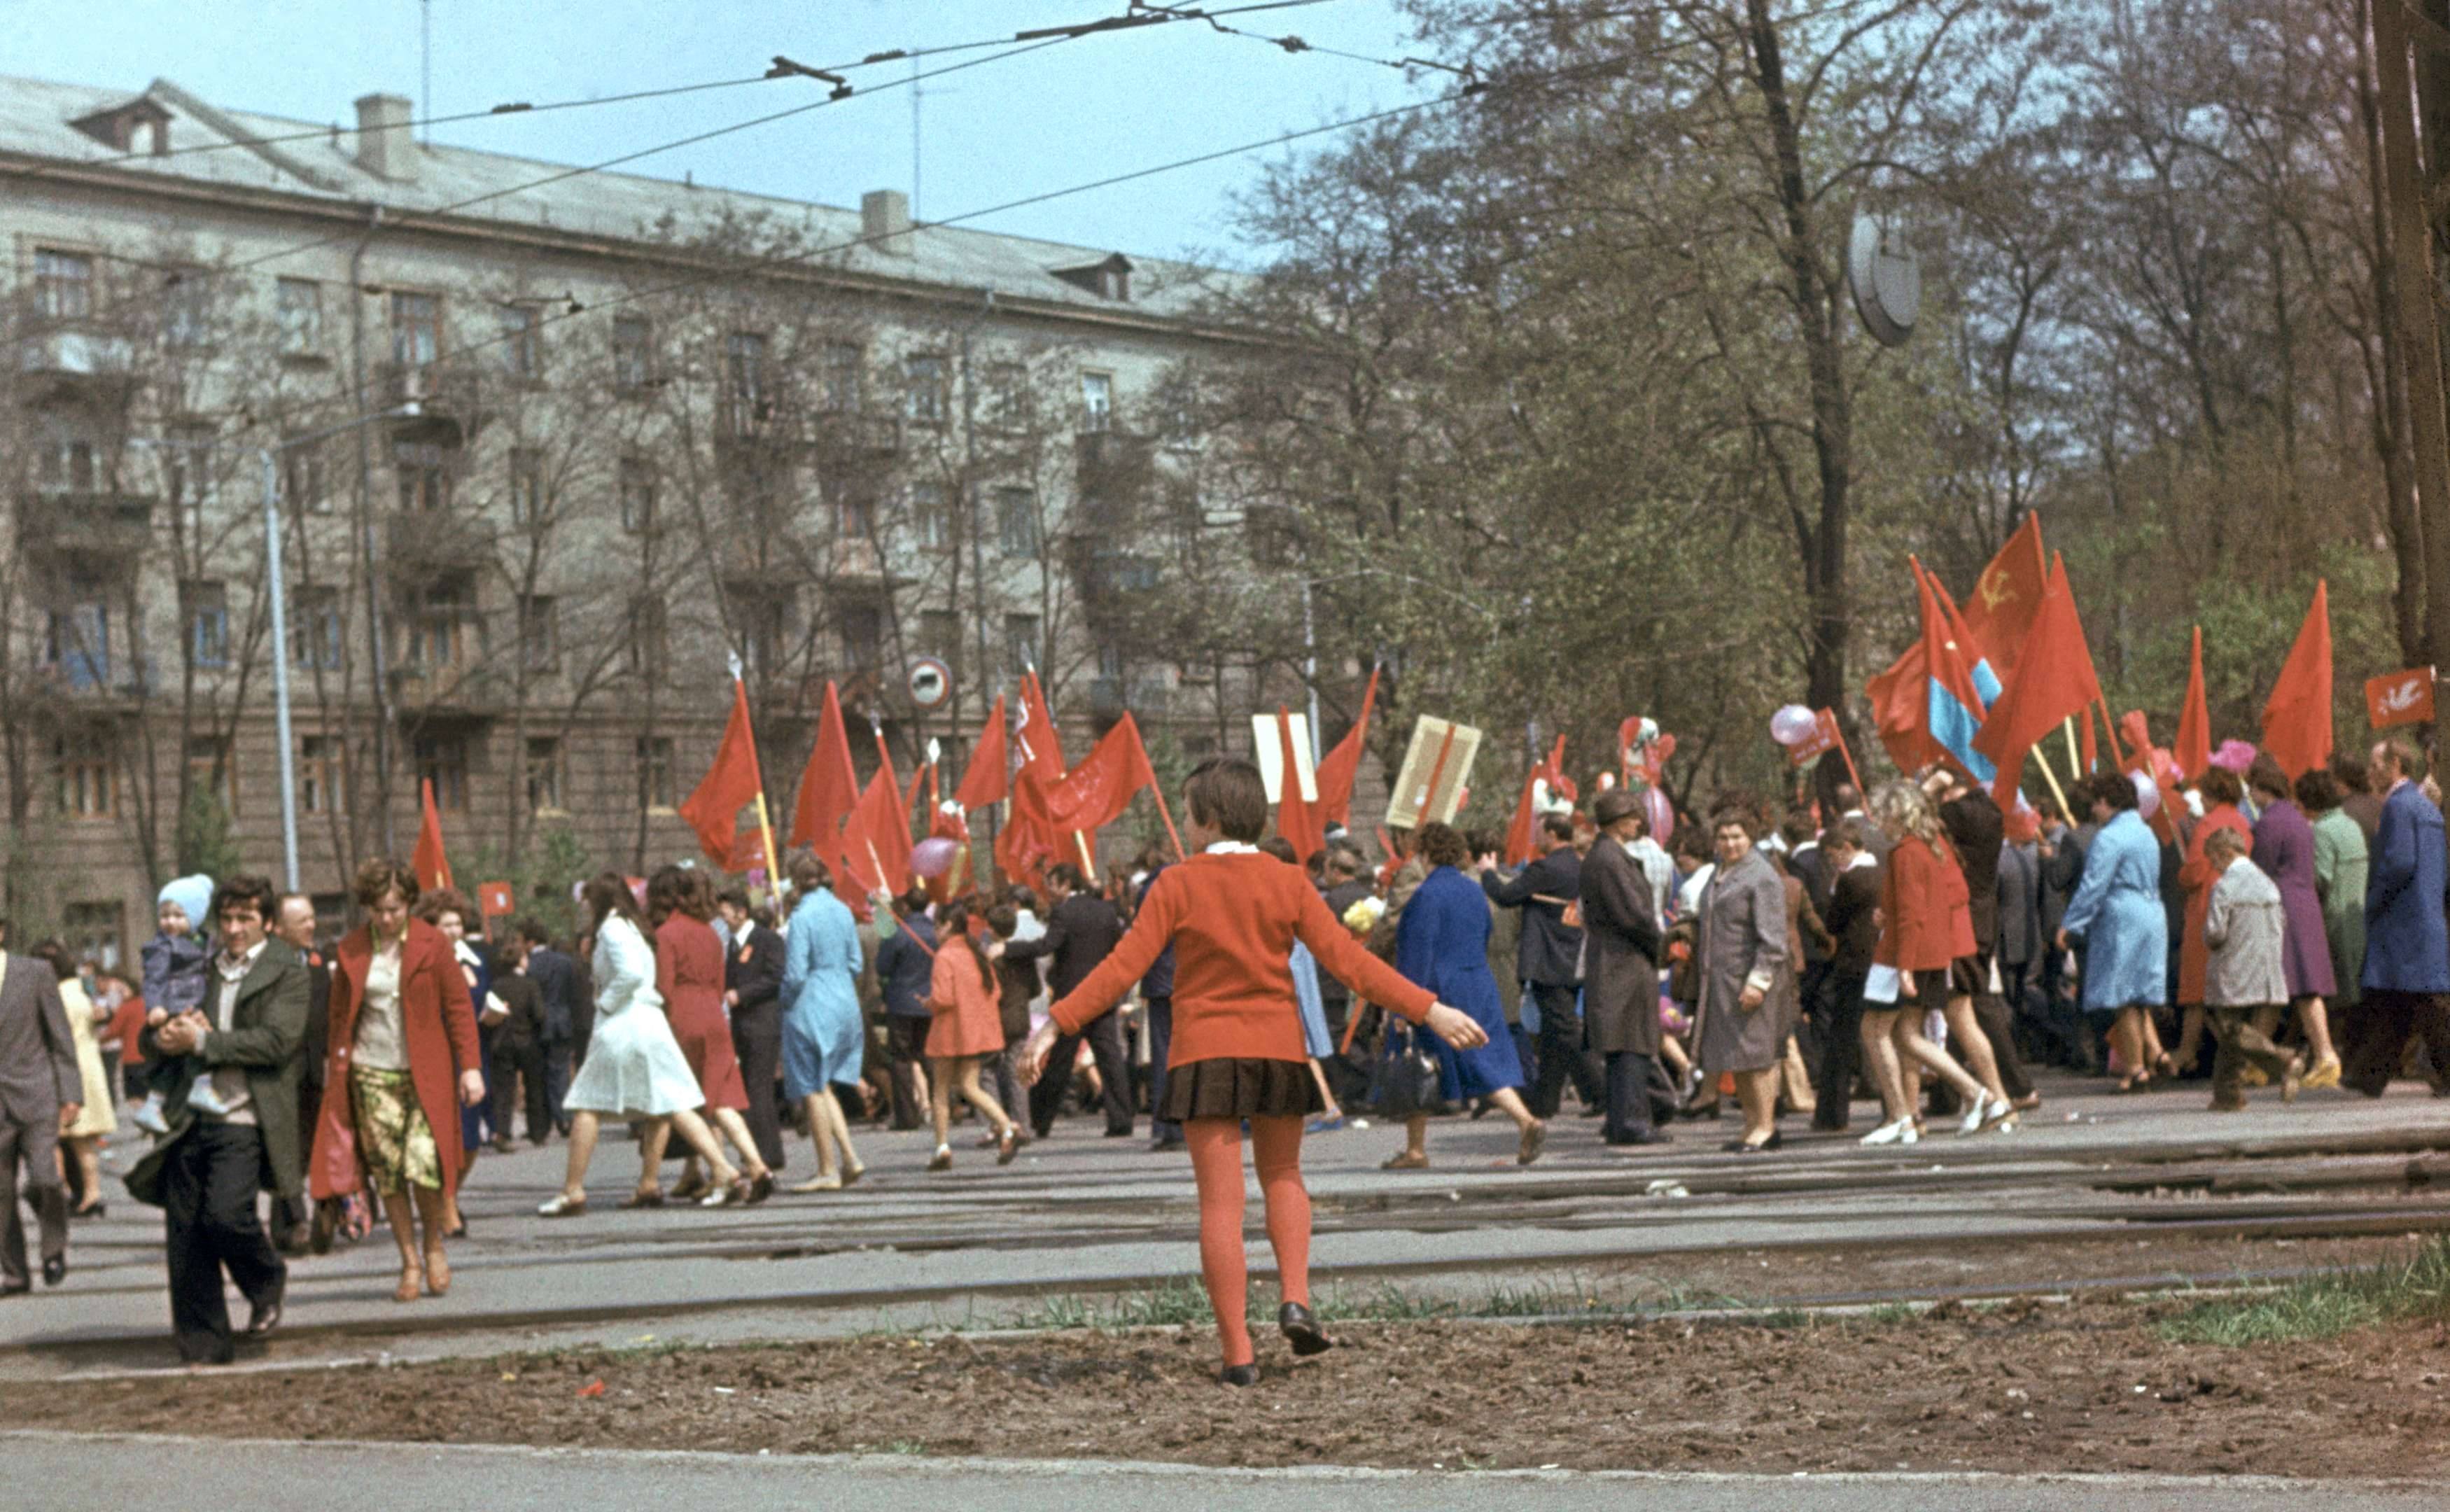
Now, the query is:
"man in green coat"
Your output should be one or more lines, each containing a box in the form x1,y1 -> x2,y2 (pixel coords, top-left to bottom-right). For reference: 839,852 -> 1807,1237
126,874 -> 309,1365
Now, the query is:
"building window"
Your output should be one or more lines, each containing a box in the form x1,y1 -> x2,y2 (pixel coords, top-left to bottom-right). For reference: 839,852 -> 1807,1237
165,426 -> 216,531
283,443 -> 330,514
45,592 -> 111,690
518,594 -> 559,671
275,278 -> 322,356
407,575 -> 478,671
909,482 -> 952,550
903,354 -> 948,426
183,580 -> 230,668
1081,371 -> 1113,433
995,486 -> 1039,558
726,331 -> 769,435
525,737 -> 564,813
508,447 -> 545,526
36,418 -> 100,493
390,290 -> 441,374
292,585 -> 344,671
637,735 -> 676,811
835,484 -> 874,540
1004,613 -> 1040,678
618,456 -> 655,533
626,597 -> 668,679
918,608 -> 960,662
165,270 -> 211,349
34,248 -> 94,320
611,315 -> 652,391
732,586 -> 798,681
54,735 -> 114,819
300,735 -> 344,815
839,601 -> 884,676
396,440 -> 451,512
414,733 -> 470,812
187,735 -> 236,814
821,342 -> 862,412
987,360 -> 1031,429
501,303 -> 543,378
62,901 -> 124,972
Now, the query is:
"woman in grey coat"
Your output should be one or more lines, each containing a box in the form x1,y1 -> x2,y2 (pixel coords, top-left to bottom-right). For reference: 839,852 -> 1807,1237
1695,805 -> 1793,1152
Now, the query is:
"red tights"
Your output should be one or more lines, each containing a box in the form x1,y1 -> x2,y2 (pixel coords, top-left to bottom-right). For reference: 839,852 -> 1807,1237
1184,1114 -> 1310,1368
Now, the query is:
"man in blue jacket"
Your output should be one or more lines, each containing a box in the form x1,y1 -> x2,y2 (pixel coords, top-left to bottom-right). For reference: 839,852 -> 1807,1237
2346,738 -> 2450,1097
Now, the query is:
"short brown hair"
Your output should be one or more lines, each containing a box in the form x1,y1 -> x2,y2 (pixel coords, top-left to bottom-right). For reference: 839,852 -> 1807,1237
788,850 -> 832,896
414,886 -> 473,927
2377,737 -> 2426,784
1418,822 -> 1470,869
352,857 -> 420,911
1184,756 -> 1268,843
1258,835 -> 1298,864
2295,769 -> 2343,813
2204,825 -> 2249,862
2245,753 -> 2292,800
212,874 -> 278,923
2197,766 -> 2244,807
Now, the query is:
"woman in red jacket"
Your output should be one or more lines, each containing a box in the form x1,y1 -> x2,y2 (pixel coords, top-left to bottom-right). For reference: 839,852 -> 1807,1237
1858,781 -> 2001,1145
307,858 -> 484,1302
1020,758 -> 1484,1386
645,867 -> 772,1206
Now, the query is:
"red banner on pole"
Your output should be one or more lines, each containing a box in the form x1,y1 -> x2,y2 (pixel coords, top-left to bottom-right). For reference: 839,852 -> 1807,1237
2367,666 -> 2437,730
1784,708 -> 1842,767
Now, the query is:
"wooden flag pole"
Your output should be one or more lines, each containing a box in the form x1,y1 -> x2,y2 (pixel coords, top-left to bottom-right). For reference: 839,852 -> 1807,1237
2062,715 -> 2082,775
1419,724 -> 1460,825
1074,830 -> 1100,886
864,838 -> 936,957
1828,718 -> 1865,795
1149,783 -> 1187,862
2027,747 -> 2073,820
752,792 -> 782,894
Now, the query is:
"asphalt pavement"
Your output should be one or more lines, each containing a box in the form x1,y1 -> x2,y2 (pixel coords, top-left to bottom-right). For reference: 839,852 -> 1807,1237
9,1433 -> 2444,1512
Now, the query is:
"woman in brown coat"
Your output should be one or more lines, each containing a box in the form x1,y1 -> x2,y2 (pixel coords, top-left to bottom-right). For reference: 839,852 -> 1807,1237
308,858 -> 483,1302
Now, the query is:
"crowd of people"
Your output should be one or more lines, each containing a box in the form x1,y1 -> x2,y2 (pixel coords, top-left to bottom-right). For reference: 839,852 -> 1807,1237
4,735 -> 2446,1374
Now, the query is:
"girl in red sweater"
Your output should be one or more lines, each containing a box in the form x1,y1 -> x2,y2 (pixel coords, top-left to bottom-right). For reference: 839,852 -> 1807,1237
1022,758 -> 1484,1385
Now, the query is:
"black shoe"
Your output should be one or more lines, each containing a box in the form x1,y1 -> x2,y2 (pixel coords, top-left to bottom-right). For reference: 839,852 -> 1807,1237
1723,1131 -> 1784,1154
246,1276 -> 284,1337
1279,1302 -> 1331,1357
71,1201 -> 106,1222
1219,1363 -> 1259,1387
1679,1098 -> 1723,1121
1608,1128 -> 1674,1147
41,1256 -> 66,1287
1103,1127 -> 1136,1138
309,1199 -> 339,1256
1149,1135 -> 1185,1153
0,1280 -> 28,1298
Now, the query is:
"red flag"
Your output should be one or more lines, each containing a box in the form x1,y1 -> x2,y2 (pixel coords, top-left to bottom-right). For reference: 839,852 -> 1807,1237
1502,764 -> 1542,867
2174,624 -> 2211,782
1971,553 -> 2102,807
2366,668 -> 2436,730
412,778 -> 452,892
996,676 -> 1068,888
953,694 -> 1009,811
1961,512 -> 2047,679
1313,662 -> 1380,830
1275,706 -> 1324,862
844,763 -> 913,897
1015,672 -> 1065,783
788,680 -> 861,882
1046,712 -> 1157,834
2260,580 -> 2333,780
678,679 -> 767,869
1866,560 -> 1952,776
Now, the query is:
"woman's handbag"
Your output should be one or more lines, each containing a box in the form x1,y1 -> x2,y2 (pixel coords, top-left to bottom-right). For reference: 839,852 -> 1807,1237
1373,1021 -> 1443,1118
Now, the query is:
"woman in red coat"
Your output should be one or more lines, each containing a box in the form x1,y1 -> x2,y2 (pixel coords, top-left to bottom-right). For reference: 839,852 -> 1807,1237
645,867 -> 772,1205
921,899 -> 1020,1172
307,858 -> 484,1302
1858,781 -> 1999,1146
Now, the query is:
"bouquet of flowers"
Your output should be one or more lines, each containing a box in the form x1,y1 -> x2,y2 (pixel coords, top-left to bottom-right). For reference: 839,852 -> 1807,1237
1340,894 -> 1385,940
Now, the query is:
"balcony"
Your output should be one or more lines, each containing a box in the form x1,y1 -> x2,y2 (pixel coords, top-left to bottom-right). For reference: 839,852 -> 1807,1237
376,362 -> 486,440
18,328 -> 138,382
384,514 -> 491,575
18,490 -> 153,560
388,662 -> 509,716
811,409 -> 903,458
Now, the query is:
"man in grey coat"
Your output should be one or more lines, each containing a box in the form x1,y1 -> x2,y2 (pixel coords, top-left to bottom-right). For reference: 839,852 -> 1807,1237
0,918 -> 82,1292
1580,790 -> 1671,1146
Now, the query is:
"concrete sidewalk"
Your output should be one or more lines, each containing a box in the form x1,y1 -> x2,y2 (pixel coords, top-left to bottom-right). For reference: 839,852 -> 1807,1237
8,1433 -> 2444,1512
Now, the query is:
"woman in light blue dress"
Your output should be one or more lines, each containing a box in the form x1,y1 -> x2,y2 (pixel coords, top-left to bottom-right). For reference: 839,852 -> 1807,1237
2058,772 -> 2169,1091
538,874 -> 738,1216
779,853 -> 865,1192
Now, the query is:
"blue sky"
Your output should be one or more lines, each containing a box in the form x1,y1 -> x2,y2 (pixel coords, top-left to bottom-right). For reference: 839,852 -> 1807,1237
4,0 -> 1436,265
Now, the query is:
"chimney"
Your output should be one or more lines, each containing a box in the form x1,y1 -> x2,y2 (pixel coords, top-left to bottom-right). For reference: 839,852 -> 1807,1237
861,189 -> 913,258
354,93 -> 415,181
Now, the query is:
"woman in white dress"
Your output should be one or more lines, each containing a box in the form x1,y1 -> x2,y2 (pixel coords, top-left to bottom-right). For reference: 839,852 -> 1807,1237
538,874 -> 744,1216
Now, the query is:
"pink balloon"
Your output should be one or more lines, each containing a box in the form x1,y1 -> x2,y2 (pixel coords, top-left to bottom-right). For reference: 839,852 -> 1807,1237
1642,787 -> 1674,844
2131,769 -> 2160,819
1770,704 -> 1819,746
911,836 -> 960,878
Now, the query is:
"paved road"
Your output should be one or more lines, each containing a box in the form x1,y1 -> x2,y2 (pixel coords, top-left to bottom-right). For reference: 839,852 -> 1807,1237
10,1073 -> 2446,1375
9,1433 -> 2444,1512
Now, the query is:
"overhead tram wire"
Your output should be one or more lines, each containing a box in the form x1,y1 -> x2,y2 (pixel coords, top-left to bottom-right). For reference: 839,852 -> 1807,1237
220,0 -> 1882,439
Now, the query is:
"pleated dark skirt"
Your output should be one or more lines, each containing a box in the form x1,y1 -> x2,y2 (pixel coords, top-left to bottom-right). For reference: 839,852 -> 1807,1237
1156,1056 -> 1324,1121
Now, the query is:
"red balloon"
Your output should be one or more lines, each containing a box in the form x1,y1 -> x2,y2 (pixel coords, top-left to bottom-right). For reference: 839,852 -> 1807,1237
911,836 -> 961,878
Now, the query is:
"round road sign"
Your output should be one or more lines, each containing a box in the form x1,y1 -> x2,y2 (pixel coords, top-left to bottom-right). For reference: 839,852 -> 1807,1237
906,657 -> 952,710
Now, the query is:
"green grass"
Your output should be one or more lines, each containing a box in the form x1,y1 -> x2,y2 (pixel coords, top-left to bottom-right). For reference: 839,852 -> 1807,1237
2156,1236 -> 2450,1347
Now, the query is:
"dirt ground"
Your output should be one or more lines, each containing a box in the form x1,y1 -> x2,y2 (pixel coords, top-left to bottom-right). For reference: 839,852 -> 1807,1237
13,1289 -> 2450,1476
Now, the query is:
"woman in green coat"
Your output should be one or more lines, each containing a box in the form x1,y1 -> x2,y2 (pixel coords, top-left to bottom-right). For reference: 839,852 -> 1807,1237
2300,769 -> 2365,1093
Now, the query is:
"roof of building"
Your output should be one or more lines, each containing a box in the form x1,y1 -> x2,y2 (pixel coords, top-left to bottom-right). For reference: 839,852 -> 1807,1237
0,74 -> 1239,321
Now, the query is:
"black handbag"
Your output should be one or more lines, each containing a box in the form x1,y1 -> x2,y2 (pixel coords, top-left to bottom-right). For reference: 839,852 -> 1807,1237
1373,1021 -> 1443,1117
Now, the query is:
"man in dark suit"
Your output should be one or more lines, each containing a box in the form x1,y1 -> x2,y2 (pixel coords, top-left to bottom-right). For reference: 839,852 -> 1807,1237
1131,855 -> 1182,1152
1813,820 -> 1883,1132
1007,862 -> 1132,1138
519,919 -> 579,1135
717,890 -> 788,1171
126,875 -> 308,1364
1581,791 -> 1672,1146
0,917 -> 80,1293
488,937 -> 549,1148
1482,815 -> 1602,1119
267,895 -> 328,1254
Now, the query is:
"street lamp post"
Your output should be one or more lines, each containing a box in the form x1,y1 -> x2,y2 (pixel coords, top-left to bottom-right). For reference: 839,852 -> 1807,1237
258,401 -> 427,890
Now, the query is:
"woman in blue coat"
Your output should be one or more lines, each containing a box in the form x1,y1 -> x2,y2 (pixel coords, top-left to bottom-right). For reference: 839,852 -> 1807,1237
778,853 -> 864,1192
2057,772 -> 2168,1091
1383,822 -> 1546,1169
